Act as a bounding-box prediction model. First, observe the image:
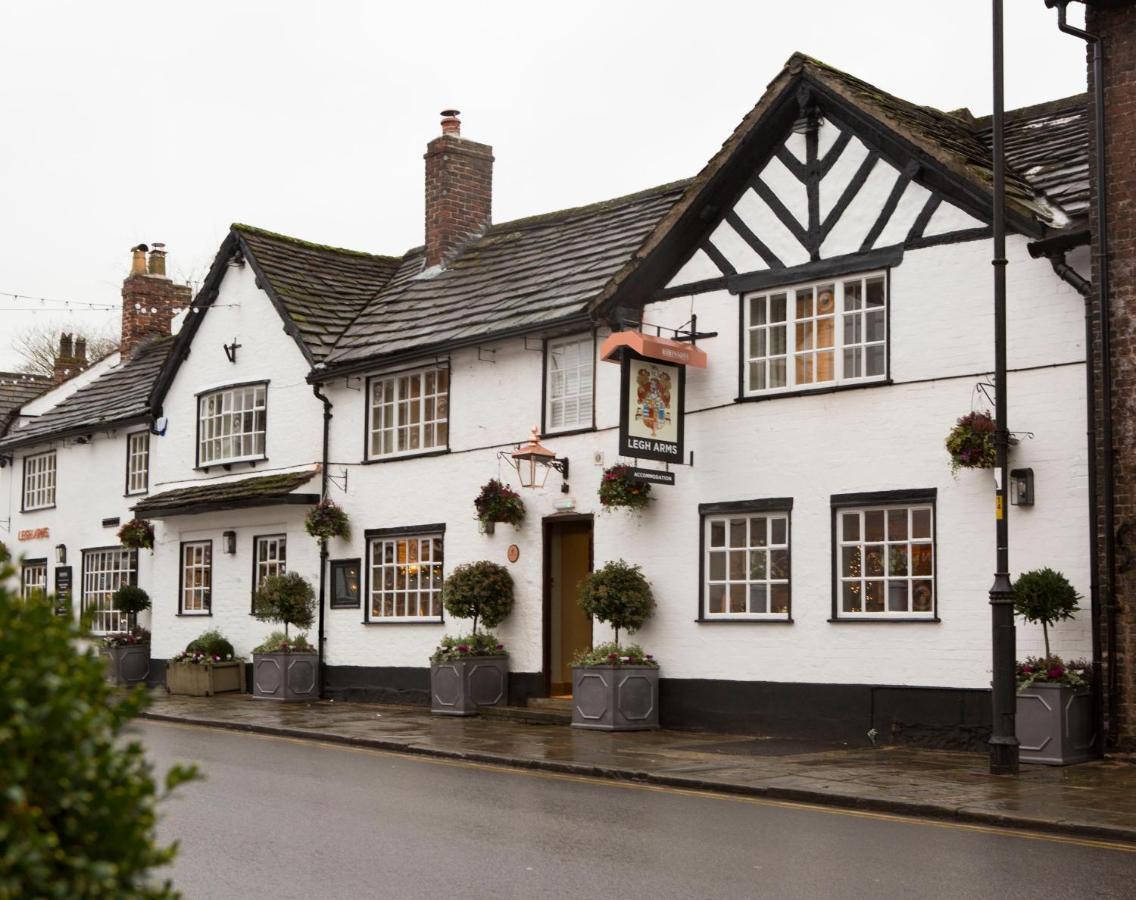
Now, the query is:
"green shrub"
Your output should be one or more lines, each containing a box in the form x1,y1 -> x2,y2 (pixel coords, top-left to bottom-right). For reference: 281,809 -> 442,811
113,584 -> 151,632
441,561 -> 514,635
184,628 -> 235,660
473,479 -> 525,527
253,631 -> 314,654
1013,568 -> 1081,659
572,641 -> 657,668
253,572 -> 315,640
0,562 -> 197,897
577,560 -> 655,645
431,632 -> 506,662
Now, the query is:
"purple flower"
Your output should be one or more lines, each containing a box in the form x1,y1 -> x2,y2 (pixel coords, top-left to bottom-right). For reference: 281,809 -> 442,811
1047,666 -> 1065,679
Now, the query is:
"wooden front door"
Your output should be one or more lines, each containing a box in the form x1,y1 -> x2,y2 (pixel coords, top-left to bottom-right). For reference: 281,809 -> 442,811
544,517 -> 593,695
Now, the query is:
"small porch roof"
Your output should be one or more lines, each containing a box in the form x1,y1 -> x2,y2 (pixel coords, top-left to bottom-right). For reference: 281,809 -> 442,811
131,469 -> 320,518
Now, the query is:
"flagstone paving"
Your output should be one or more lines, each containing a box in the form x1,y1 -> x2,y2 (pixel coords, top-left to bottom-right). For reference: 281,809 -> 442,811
140,691 -> 1136,843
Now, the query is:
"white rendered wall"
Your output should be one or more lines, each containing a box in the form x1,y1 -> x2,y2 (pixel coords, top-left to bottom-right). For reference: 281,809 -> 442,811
319,234 -> 1091,689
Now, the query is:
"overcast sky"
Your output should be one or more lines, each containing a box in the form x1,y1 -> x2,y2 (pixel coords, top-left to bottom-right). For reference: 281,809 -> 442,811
0,1 -> 1089,370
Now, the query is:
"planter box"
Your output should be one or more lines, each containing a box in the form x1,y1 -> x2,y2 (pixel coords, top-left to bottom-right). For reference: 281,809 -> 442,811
252,651 -> 319,701
166,661 -> 246,697
430,656 -> 508,716
571,665 -> 659,731
103,644 -> 150,686
1016,683 -> 1095,765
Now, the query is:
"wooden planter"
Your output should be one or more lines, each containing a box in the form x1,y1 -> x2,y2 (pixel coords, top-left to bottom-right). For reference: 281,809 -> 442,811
252,651 -> 319,701
430,656 -> 508,716
103,644 -> 150,686
1016,683 -> 1095,765
571,664 -> 659,731
166,660 -> 246,697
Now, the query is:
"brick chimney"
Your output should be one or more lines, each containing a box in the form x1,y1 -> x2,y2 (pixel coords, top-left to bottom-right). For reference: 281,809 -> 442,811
424,110 -> 493,269
1085,0 -> 1136,748
52,333 -> 87,385
120,242 -> 192,358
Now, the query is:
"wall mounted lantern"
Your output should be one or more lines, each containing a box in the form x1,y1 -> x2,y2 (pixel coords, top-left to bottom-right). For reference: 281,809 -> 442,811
505,427 -> 569,491
222,530 -> 237,554
1009,468 -> 1034,507
55,544 -> 66,565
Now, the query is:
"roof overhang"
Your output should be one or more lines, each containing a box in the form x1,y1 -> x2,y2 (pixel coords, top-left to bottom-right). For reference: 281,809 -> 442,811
135,492 -> 320,519
130,469 -> 320,518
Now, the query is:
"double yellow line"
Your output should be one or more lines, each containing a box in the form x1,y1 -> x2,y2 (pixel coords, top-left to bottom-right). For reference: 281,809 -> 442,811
145,720 -> 1136,854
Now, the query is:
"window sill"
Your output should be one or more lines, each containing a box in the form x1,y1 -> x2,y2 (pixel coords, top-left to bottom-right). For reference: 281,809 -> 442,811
697,617 -> 794,624
331,603 -> 361,610
736,378 -> 892,404
21,505 -> 56,514
124,492 -> 149,498
542,425 -> 596,439
361,448 -> 450,465
196,457 -> 267,473
361,618 -> 445,625
177,611 -> 213,617
828,616 -> 940,624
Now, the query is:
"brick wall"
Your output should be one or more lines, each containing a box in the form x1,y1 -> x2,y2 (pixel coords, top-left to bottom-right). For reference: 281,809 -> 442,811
424,125 -> 493,269
1088,0 -> 1136,748
120,248 -> 192,358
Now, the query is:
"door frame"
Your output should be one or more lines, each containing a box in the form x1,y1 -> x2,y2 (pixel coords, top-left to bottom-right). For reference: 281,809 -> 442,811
542,513 -> 594,696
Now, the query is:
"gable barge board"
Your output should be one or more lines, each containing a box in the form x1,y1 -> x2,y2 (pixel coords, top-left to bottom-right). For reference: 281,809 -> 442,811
727,245 -> 904,295
233,232 -> 318,367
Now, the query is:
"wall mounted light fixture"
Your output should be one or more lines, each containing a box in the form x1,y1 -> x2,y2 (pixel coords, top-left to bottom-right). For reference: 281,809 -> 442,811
55,544 -> 66,565
503,427 -> 569,492
222,530 -> 237,554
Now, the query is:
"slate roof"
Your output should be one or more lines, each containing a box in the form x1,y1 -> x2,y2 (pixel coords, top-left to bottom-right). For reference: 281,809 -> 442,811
0,372 -> 50,436
320,180 -> 689,373
234,225 -> 402,363
975,94 -> 1089,219
0,337 -> 172,449
131,468 -> 319,517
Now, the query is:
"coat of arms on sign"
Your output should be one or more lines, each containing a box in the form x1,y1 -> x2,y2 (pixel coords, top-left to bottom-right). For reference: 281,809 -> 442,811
635,364 -> 672,437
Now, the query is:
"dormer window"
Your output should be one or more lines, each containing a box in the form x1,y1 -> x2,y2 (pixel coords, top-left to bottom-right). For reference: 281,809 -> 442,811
743,273 -> 887,396
197,382 -> 267,467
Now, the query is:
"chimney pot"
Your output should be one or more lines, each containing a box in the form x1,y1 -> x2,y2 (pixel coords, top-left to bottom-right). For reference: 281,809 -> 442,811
120,244 -> 192,358
440,109 -> 461,136
130,244 -> 149,275
74,337 -> 87,364
424,111 -> 493,268
148,242 -> 167,277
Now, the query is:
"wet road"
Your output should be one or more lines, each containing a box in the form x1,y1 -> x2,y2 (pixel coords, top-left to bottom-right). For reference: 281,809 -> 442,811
138,720 -> 1136,899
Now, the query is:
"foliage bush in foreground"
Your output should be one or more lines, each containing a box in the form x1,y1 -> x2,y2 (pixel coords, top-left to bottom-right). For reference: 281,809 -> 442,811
0,562 -> 197,897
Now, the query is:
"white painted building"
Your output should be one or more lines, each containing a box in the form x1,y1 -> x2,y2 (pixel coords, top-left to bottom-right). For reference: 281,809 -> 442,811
4,54 -> 1095,747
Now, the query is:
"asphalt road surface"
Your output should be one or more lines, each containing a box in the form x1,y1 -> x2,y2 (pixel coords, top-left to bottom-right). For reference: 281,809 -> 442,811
137,720 -> 1136,900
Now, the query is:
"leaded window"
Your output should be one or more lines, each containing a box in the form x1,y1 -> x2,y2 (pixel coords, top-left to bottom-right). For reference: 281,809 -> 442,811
368,367 -> 449,459
198,383 -> 267,466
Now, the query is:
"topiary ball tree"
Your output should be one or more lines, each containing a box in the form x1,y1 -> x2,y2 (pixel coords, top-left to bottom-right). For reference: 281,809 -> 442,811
1013,567 -> 1081,659
253,572 -> 316,641
441,561 -> 514,635
0,561 -> 198,897
113,584 -> 152,633
578,560 -> 655,646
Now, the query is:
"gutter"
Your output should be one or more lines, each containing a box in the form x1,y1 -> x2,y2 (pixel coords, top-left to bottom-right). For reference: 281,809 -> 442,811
312,383 -> 333,699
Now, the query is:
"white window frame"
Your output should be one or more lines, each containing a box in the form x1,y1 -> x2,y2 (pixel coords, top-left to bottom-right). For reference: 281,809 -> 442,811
367,366 -> 449,460
367,532 -> 444,622
252,534 -> 287,608
702,509 -> 791,620
21,560 -> 47,600
180,540 -> 212,615
82,548 -> 137,634
22,451 -> 56,511
197,383 -> 267,467
743,271 -> 888,396
544,334 -> 594,434
126,430 -> 150,495
836,504 -> 935,619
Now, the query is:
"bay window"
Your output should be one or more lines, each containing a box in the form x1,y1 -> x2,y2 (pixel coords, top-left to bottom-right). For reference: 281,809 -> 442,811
198,383 -> 267,466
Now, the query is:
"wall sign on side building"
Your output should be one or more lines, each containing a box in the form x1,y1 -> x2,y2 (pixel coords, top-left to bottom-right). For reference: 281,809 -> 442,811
618,351 -> 685,465
54,566 -> 72,616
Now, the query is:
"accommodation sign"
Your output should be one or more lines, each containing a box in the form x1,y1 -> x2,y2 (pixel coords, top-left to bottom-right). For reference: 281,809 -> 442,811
618,351 -> 685,465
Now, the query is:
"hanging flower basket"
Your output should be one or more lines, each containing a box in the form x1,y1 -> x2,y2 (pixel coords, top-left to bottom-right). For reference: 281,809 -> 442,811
474,479 -> 525,530
599,465 -> 651,511
117,517 -> 155,551
945,411 -> 997,474
305,498 -> 350,541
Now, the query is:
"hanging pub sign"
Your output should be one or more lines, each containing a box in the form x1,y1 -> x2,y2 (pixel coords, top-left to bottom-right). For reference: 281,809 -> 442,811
618,351 -> 685,464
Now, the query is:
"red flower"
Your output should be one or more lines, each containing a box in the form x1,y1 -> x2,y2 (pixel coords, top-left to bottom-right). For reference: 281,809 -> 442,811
607,652 -> 619,660
1047,666 -> 1065,679
495,643 -> 504,651
457,644 -> 470,653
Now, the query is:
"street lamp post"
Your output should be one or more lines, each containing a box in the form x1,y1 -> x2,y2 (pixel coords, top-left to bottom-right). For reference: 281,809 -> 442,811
989,0 -> 1020,776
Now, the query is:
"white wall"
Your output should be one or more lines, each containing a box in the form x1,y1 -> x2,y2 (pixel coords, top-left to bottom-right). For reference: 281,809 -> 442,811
317,234 -> 1092,689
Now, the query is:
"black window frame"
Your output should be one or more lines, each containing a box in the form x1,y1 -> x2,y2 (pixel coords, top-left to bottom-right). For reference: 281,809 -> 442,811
21,449 -> 57,512
250,533 -> 287,613
178,539 -> 213,616
362,523 -> 447,624
194,379 -> 270,471
363,361 -> 452,464
541,329 -> 598,438
329,557 -> 362,609
124,429 -> 151,496
20,557 -> 48,599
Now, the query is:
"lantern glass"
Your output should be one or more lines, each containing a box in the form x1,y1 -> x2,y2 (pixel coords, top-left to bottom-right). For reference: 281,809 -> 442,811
55,544 -> 66,565
223,530 -> 237,554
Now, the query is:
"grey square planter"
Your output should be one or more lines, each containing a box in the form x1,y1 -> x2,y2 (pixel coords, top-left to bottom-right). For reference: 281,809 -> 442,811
103,644 -> 150,686
252,651 -> 319,701
571,665 -> 659,731
430,656 -> 508,716
1016,683 -> 1095,765
166,661 -> 246,697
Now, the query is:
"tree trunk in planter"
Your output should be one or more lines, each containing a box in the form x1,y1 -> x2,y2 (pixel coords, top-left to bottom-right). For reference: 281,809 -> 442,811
430,656 -> 508,716
1016,683 -> 1095,765
166,661 -> 246,697
252,651 -> 319,701
103,644 -> 150,686
571,665 -> 659,731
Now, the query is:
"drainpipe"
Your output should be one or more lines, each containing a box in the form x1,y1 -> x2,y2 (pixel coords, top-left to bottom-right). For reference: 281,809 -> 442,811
1029,233 -> 1102,752
1046,0 -> 1117,748
312,383 -> 333,699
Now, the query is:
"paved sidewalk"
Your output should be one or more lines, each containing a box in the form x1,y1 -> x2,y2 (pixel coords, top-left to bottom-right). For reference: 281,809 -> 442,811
140,692 -> 1136,843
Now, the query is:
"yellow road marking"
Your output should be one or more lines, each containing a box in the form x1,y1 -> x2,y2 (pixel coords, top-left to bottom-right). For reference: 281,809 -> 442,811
142,719 -> 1136,854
